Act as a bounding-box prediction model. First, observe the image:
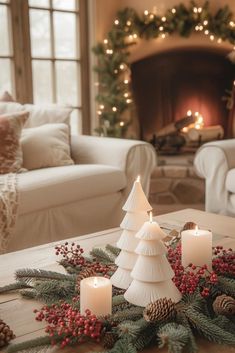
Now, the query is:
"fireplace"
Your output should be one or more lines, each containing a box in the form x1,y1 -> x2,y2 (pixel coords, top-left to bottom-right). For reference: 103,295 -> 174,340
131,47 -> 235,143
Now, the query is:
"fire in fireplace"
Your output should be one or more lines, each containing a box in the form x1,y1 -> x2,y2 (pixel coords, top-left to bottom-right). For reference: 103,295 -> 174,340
131,47 -> 235,146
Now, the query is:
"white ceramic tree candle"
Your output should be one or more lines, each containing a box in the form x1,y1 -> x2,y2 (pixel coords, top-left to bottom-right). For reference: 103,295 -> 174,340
111,176 -> 151,289
80,277 -> 112,316
124,212 -> 182,307
181,226 -> 212,270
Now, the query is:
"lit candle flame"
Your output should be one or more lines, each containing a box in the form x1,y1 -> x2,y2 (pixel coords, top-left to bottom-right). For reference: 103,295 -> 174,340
93,277 -> 98,287
149,211 -> 153,223
195,225 -> 199,235
136,175 -> 140,182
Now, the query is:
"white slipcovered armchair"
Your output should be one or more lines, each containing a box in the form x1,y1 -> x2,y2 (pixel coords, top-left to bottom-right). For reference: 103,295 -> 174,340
194,139 -> 235,216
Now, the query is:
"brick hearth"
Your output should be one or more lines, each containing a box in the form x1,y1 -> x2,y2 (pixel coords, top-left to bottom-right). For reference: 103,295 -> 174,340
149,153 -> 205,215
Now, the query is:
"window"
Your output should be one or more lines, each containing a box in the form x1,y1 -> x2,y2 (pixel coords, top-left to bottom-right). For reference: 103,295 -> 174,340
0,0 -> 90,134
0,0 -> 14,94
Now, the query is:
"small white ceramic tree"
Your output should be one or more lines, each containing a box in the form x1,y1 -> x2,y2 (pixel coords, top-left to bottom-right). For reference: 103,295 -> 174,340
124,213 -> 182,306
110,176 -> 151,289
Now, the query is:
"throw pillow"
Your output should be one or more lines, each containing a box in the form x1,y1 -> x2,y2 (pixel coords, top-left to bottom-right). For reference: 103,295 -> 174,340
0,91 -> 15,102
0,103 -> 72,128
0,111 -> 29,174
21,123 -> 74,170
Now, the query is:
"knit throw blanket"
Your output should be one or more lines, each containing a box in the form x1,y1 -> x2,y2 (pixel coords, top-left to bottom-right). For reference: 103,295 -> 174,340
0,173 -> 19,253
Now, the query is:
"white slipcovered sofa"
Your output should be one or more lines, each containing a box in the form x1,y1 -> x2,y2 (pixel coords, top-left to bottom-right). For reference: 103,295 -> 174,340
8,135 -> 156,252
194,139 -> 235,216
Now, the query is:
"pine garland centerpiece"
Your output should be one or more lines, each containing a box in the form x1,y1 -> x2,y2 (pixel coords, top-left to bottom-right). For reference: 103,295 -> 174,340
0,231 -> 234,353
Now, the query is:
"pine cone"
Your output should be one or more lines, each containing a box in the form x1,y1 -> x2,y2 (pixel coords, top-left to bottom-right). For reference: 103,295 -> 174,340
0,319 -> 15,347
213,294 -> 235,316
103,331 -> 118,349
182,222 -> 197,231
143,298 -> 176,322
75,268 -> 96,291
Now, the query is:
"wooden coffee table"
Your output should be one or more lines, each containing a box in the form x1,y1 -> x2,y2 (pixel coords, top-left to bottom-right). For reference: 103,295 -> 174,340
0,209 -> 235,353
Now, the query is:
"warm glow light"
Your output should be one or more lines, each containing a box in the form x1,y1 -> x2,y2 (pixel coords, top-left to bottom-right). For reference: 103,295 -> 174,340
149,211 -> 153,223
198,7 -> 202,13
120,121 -> 124,127
161,34 -> 166,38
195,112 -> 199,116
133,33 -> 138,39
172,8 -> 176,14
103,39 -> 108,44
161,16 -> 166,22
203,20 -> 208,25
193,7 -> 198,13
210,35 -> 214,41
126,98 -> 132,103
159,26 -> 164,31
97,110 -> 102,115
195,225 -> 199,235
126,20 -> 132,26
106,49 -> 113,55
144,10 -> 149,16
187,110 -> 192,116
136,175 -> 140,182
100,105 -> 104,110
120,64 -> 125,70
93,277 -> 98,287
124,79 -> 129,84
112,107 -> 117,112
204,30 -> 209,35
217,38 -> 222,44
182,127 -> 188,133
124,92 -> 129,97
114,19 -> 119,25
149,14 -> 154,19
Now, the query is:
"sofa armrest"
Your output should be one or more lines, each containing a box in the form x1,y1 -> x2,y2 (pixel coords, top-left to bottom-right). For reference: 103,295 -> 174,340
71,135 -> 156,196
194,139 -> 235,214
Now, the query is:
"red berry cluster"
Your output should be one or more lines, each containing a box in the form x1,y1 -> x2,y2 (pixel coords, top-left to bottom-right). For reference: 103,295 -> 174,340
212,246 -> 235,276
168,244 -> 218,297
34,303 -> 103,348
87,261 -> 116,278
55,242 -> 85,267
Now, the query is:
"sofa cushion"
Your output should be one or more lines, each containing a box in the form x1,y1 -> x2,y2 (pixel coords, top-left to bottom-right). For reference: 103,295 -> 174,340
0,102 -> 72,128
225,169 -> 235,193
17,165 -> 126,215
21,123 -> 74,170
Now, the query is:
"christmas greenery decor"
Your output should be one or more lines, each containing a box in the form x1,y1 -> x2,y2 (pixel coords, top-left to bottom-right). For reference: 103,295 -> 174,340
0,233 -> 234,353
93,1 -> 235,137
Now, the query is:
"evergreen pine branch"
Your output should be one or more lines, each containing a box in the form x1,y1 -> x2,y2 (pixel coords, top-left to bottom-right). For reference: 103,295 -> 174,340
105,244 -> 121,257
90,248 -> 116,264
175,313 -> 198,353
112,295 -> 126,306
6,336 -> 52,353
0,282 -> 32,293
15,269 -> 73,284
118,318 -> 149,338
109,337 -> 137,353
19,288 -> 38,299
133,322 -> 156,351
112,307 -> 143,323
212,315 -> 235,335
158,323 -> 190,353
186,307 -> 235,345
217,276 -> 235,297
33,279 -> 76,304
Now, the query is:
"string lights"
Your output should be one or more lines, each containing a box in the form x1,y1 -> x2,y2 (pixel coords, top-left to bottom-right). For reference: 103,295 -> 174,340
93,2 -> 235,137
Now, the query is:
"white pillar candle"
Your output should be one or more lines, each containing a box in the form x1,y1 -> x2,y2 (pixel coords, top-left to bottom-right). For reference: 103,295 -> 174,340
80,276 -> 112,316
181,227 -> 212,270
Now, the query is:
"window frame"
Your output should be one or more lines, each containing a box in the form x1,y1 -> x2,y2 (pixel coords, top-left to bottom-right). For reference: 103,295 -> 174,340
7,0 -> 90,134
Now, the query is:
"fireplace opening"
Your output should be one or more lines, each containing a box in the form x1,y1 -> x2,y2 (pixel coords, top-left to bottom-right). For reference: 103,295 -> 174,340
131,47 -> 235,149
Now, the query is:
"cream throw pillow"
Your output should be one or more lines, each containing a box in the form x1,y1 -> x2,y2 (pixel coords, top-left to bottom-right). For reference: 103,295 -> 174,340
21,123 -> 74,170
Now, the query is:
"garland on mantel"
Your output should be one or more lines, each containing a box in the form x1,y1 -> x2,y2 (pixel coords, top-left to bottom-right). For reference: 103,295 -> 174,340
0,224 -> 234,353
93,1 -> 235,138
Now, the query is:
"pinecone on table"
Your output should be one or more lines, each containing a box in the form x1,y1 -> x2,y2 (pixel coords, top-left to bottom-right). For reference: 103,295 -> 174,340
143,298 -> 176,322
0,319 -> 15,347
75,268 -> 96,291
213,294 -> 235,316
103,331 -> 118,349
182,221 -> 197,231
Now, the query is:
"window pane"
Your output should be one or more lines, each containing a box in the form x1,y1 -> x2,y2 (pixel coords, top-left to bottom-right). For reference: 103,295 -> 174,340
0,59 -> 13,92
54,12 -> 77,58
56,61 -> 80,106
32,60 -> 52,103
30,9 -> 51,57
29,0 -> 49,8
0,5 -> 11,55
53,0 -> 76,11
70,109 -> 82,135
